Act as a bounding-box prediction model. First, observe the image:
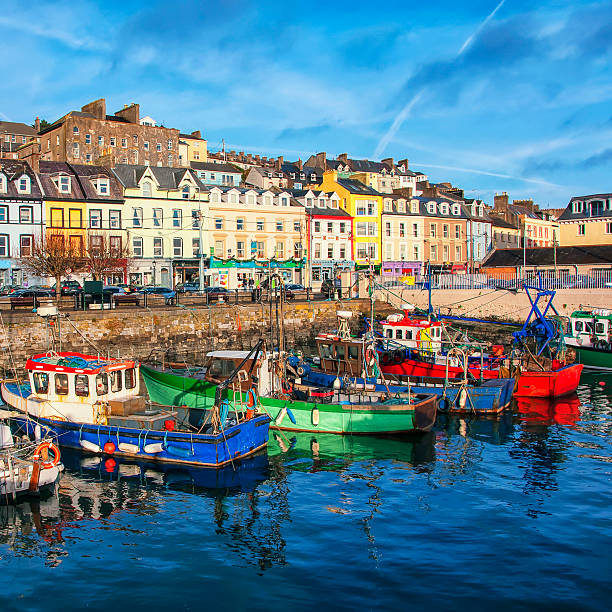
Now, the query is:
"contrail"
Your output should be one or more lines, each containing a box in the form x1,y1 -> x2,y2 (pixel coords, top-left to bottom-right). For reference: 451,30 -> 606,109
373,0 -> 507,159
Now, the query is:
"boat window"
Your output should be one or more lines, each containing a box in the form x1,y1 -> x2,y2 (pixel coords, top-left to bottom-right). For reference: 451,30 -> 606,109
348,345 -> 359,360
96,373 -> 109,396
75,374 -> 89,397
406,330 -> 413,340
55,373 -> 69,395
125,368 -> 137,389
385,329 -> 393,338
574,321 -> 583,333
33,372 -> 48,394
208,359 -> 236,378
595,322 -> 606,335
320,344 -> 332,359
584,321 -> 593,333
110,370 -> 123,393
396,329 -> 403,340
336,344 -> 346,360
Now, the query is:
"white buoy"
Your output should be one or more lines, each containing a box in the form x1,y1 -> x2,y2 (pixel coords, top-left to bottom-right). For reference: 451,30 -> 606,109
459,388 -> 468,409
118,442 -> 140,454
333,377 -> 342,390
80,439 -> 102,453
275,407 -> 287,425
312,408 -> 320,425
34,424 -> 41,443
143,443 -> 164,454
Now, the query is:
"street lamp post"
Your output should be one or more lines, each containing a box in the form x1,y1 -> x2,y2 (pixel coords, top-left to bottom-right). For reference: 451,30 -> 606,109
152,259 -> 157,288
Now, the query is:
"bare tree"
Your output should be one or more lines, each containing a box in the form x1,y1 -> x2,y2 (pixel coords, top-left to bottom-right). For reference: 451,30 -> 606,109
85,233 -> 131,283
20,232 -> 86,301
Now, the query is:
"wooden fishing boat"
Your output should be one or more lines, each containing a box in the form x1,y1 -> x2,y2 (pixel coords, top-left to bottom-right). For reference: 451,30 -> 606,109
141,354 -> 438,435
1,351 -> 271,468
564,308 -> 612,371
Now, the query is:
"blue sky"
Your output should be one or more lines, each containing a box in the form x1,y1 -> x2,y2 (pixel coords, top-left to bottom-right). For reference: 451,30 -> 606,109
2,0 -> 611,207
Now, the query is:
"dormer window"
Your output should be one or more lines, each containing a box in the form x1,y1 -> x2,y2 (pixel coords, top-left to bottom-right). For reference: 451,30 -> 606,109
411,199 -> 419,213
330,199 -> 338,209
247,193 -> 256,206
17,175 -> 31,194
398,201 -> 405,213
427,202 -> 436,214
93,178 -> 109,196
306,198 -> 313,207
452,204 -> 460,216
310,174 -> 316,181
318,198 -> 325,208
300,173 -> 305,180
384,199 -> 392,212
182,185 -> 190,199
209,190 -> 220,203
57,175 -> 71,193
142,181 -> 152,197
229,191 -> 238,204
572,201 -> 583,214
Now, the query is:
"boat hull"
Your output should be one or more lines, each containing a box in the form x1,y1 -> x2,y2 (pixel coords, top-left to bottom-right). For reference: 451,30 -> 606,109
513,364 -> 583,398
567,342 -> 612,371
381,356 -> 499,380
141,365 -> 437,434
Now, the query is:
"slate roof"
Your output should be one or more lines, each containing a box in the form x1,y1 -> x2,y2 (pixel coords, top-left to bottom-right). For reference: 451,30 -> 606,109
0,160 -> 43,199
113,164 -> 206,191
489,216 -> 518,229
38,161 -> 123,201
190,161 -> 242,174
558,194 -> 612,222
483,245 -> 612,268
0,121 -> 38,136
336,178 -> 382,196
346,158 -> 391,173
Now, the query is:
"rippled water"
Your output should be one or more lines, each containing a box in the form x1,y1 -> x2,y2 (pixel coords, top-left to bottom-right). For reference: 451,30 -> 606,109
1,376 -> 611,611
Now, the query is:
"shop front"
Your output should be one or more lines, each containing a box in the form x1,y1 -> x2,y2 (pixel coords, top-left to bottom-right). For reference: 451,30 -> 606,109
310,259 -> 355,282
128,258 -> 172,288
208,257 -> 305,289
381,261 -> 422,281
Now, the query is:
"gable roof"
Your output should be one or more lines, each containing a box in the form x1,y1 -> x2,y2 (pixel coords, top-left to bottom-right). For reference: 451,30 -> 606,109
113,164 -> 205,191
190,161 -> 241,174
0,160 -> 43,199
0,121 -> 38,137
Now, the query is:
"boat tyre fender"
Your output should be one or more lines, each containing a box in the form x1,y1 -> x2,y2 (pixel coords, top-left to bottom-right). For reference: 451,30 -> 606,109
381,352 -> 392,366
438,397 -> 451,412
296,365 -> 306,376
34,441 -> 61,469
246,388 -> 257,408
393,350 -> 404,364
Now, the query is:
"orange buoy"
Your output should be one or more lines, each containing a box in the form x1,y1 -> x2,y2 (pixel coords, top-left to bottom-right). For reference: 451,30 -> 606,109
103,441 -> 116,454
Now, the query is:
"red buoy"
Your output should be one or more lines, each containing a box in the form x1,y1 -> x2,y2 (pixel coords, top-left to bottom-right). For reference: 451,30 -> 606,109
164,420 -> 175,431
104,458 -> 116,472
103,441 -> 116,454
599,381 -> 606,387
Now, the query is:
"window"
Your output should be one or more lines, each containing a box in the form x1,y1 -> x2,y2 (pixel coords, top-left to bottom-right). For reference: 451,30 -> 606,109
0,175 -> 5,194
339,244 -> 346,259
139,181 -> 152,198
455,245 -> 461,261
327,221 -> 334,233
339,222 -> 346,234
59,175 -> 71,193
192,210 -> 199,228
294,242 -> 303,258
17,176 -> 31,193
110,137 -> 116,147
173,238 -> 183,257
276,220 -> 284,232
132,207 -> 143,227
85,134 -> 91,144
314,221 -> 321,233
96,373 -> 109,396
356,222 -> 367,237
173,209 -> 182,227
314,243 -> 321,259
215,217 -> 223,230
19,206 -> 33,223
55,374 -> 69,396
95,178 -> 109,195
281,197 -> 289,206
355,199 -> 376,216
50,208 -> 64,227
153,237 -> 163,257
20,235 -> 33,256
606,223 -> 612,234
109,210 -> 121,229
85,154 -> 92,163
33,372 -> 48,394
98,136 -> 104,146
192,238 -> 200,256
256,219 -> 264,231
89,209 -> 102,228
73,126 -> 79,136
125,368 -> 137,390
430,224 -> 436,238
399,223 -> 405,237
431,245 -> 437,260
167,139 -> 173,150
110,370 -> 122,393
75,374 -> 89,397
578,224 -> 585,236
0,206 -> 7,222
144,141 -> 149,151
443,244 -> 449,260
237,218 -> 245,231
153,208 -> 163,227
121,138 -> 127,148
236,241 -> 245,258
443,224 -> 449,238
294,221 -> 301,232
182,185 -> 190,199
69,208 -> 82,229
256,241 -> 265,257
385,222 -> 391,237
156,143 -> 162,152
275,242 -> 285,258
246,193 -> 256,206
133,236 -> 143,257
168,153 -> 173,165
455,225 -> 461,239
413,245 -> 420,260
0,235 -> 9,257
413,223 -> 419,237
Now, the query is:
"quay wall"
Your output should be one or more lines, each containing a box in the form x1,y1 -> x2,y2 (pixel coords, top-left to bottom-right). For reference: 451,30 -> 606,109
377,288 -> 612,322
0,300 -> 373,371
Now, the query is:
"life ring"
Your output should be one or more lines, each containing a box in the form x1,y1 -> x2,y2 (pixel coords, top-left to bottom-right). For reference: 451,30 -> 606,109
246,388 -> 257,408
34,441 -> 61,469
393,350 -> 404,364
364,347 -> 376,368
281,380 -> 294,394
381,352 -> 392,365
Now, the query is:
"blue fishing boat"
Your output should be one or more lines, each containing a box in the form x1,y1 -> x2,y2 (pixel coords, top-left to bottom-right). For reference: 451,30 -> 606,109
1,347 -> 270,468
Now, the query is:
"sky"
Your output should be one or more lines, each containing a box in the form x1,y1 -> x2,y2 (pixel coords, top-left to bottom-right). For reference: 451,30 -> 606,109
1,0 -> 611,207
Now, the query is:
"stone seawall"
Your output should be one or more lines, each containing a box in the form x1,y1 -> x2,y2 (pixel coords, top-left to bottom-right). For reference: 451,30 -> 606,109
0,300 -> 372,372
377,288 -> 612,322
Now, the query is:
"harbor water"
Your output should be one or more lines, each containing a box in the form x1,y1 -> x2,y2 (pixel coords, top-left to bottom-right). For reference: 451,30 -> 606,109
1,374 -> 610,611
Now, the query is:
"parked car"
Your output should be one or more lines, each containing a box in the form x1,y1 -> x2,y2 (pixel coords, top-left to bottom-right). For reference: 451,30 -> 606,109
284,283 -> 305,291
203,287 -> 229,302
51,280 -> 83,295
102,286 -> 127,295
0,285 -> 23,295
139,286 -> 177,303
176,282 -> 201,293
116,283 -> 139,294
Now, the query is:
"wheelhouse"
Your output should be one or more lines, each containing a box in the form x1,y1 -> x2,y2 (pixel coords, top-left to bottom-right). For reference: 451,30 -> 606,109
570,309 -> 612,342
316,334 -> 364,376
380,313 -> 443,352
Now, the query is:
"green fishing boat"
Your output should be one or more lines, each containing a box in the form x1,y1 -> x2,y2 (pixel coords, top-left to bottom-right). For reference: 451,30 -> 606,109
141,351 -> 438,435
565,308 -> 612,371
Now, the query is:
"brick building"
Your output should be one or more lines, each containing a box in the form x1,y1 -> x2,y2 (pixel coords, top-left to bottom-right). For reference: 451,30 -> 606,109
1,121 -> 39,160
38,99 -> 180,167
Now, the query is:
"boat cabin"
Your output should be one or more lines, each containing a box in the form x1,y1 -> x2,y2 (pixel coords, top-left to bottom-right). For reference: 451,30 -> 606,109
379,312 -> 443,353
202,350 -> 274,395
26,352 -> 140,405
569,309 -> 612,345
316,334 -> 365,376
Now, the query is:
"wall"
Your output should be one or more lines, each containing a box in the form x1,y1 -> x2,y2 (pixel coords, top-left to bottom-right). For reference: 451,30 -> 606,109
0,300 -> 372,372
559,220 -> 612,246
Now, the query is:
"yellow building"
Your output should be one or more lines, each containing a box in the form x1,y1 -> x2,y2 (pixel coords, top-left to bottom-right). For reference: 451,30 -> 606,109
179,130 -> 207,165
521,214 -> 559,247
557,194 -> 612,246
318,171 -> 383,266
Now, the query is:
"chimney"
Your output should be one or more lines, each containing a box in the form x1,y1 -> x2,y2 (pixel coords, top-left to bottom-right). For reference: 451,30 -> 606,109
338,153 -> 348,163
398,158 -> 409,169
35,117 -> 40,132
297,158 -> 303,170
314,152 -> 327,170
81,98 -> 106,120
494,192 -> 509,211
114,103 -> 140,124
382,157 -> 394,169
276,155 -> 284,171
190,130 -> 201,139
